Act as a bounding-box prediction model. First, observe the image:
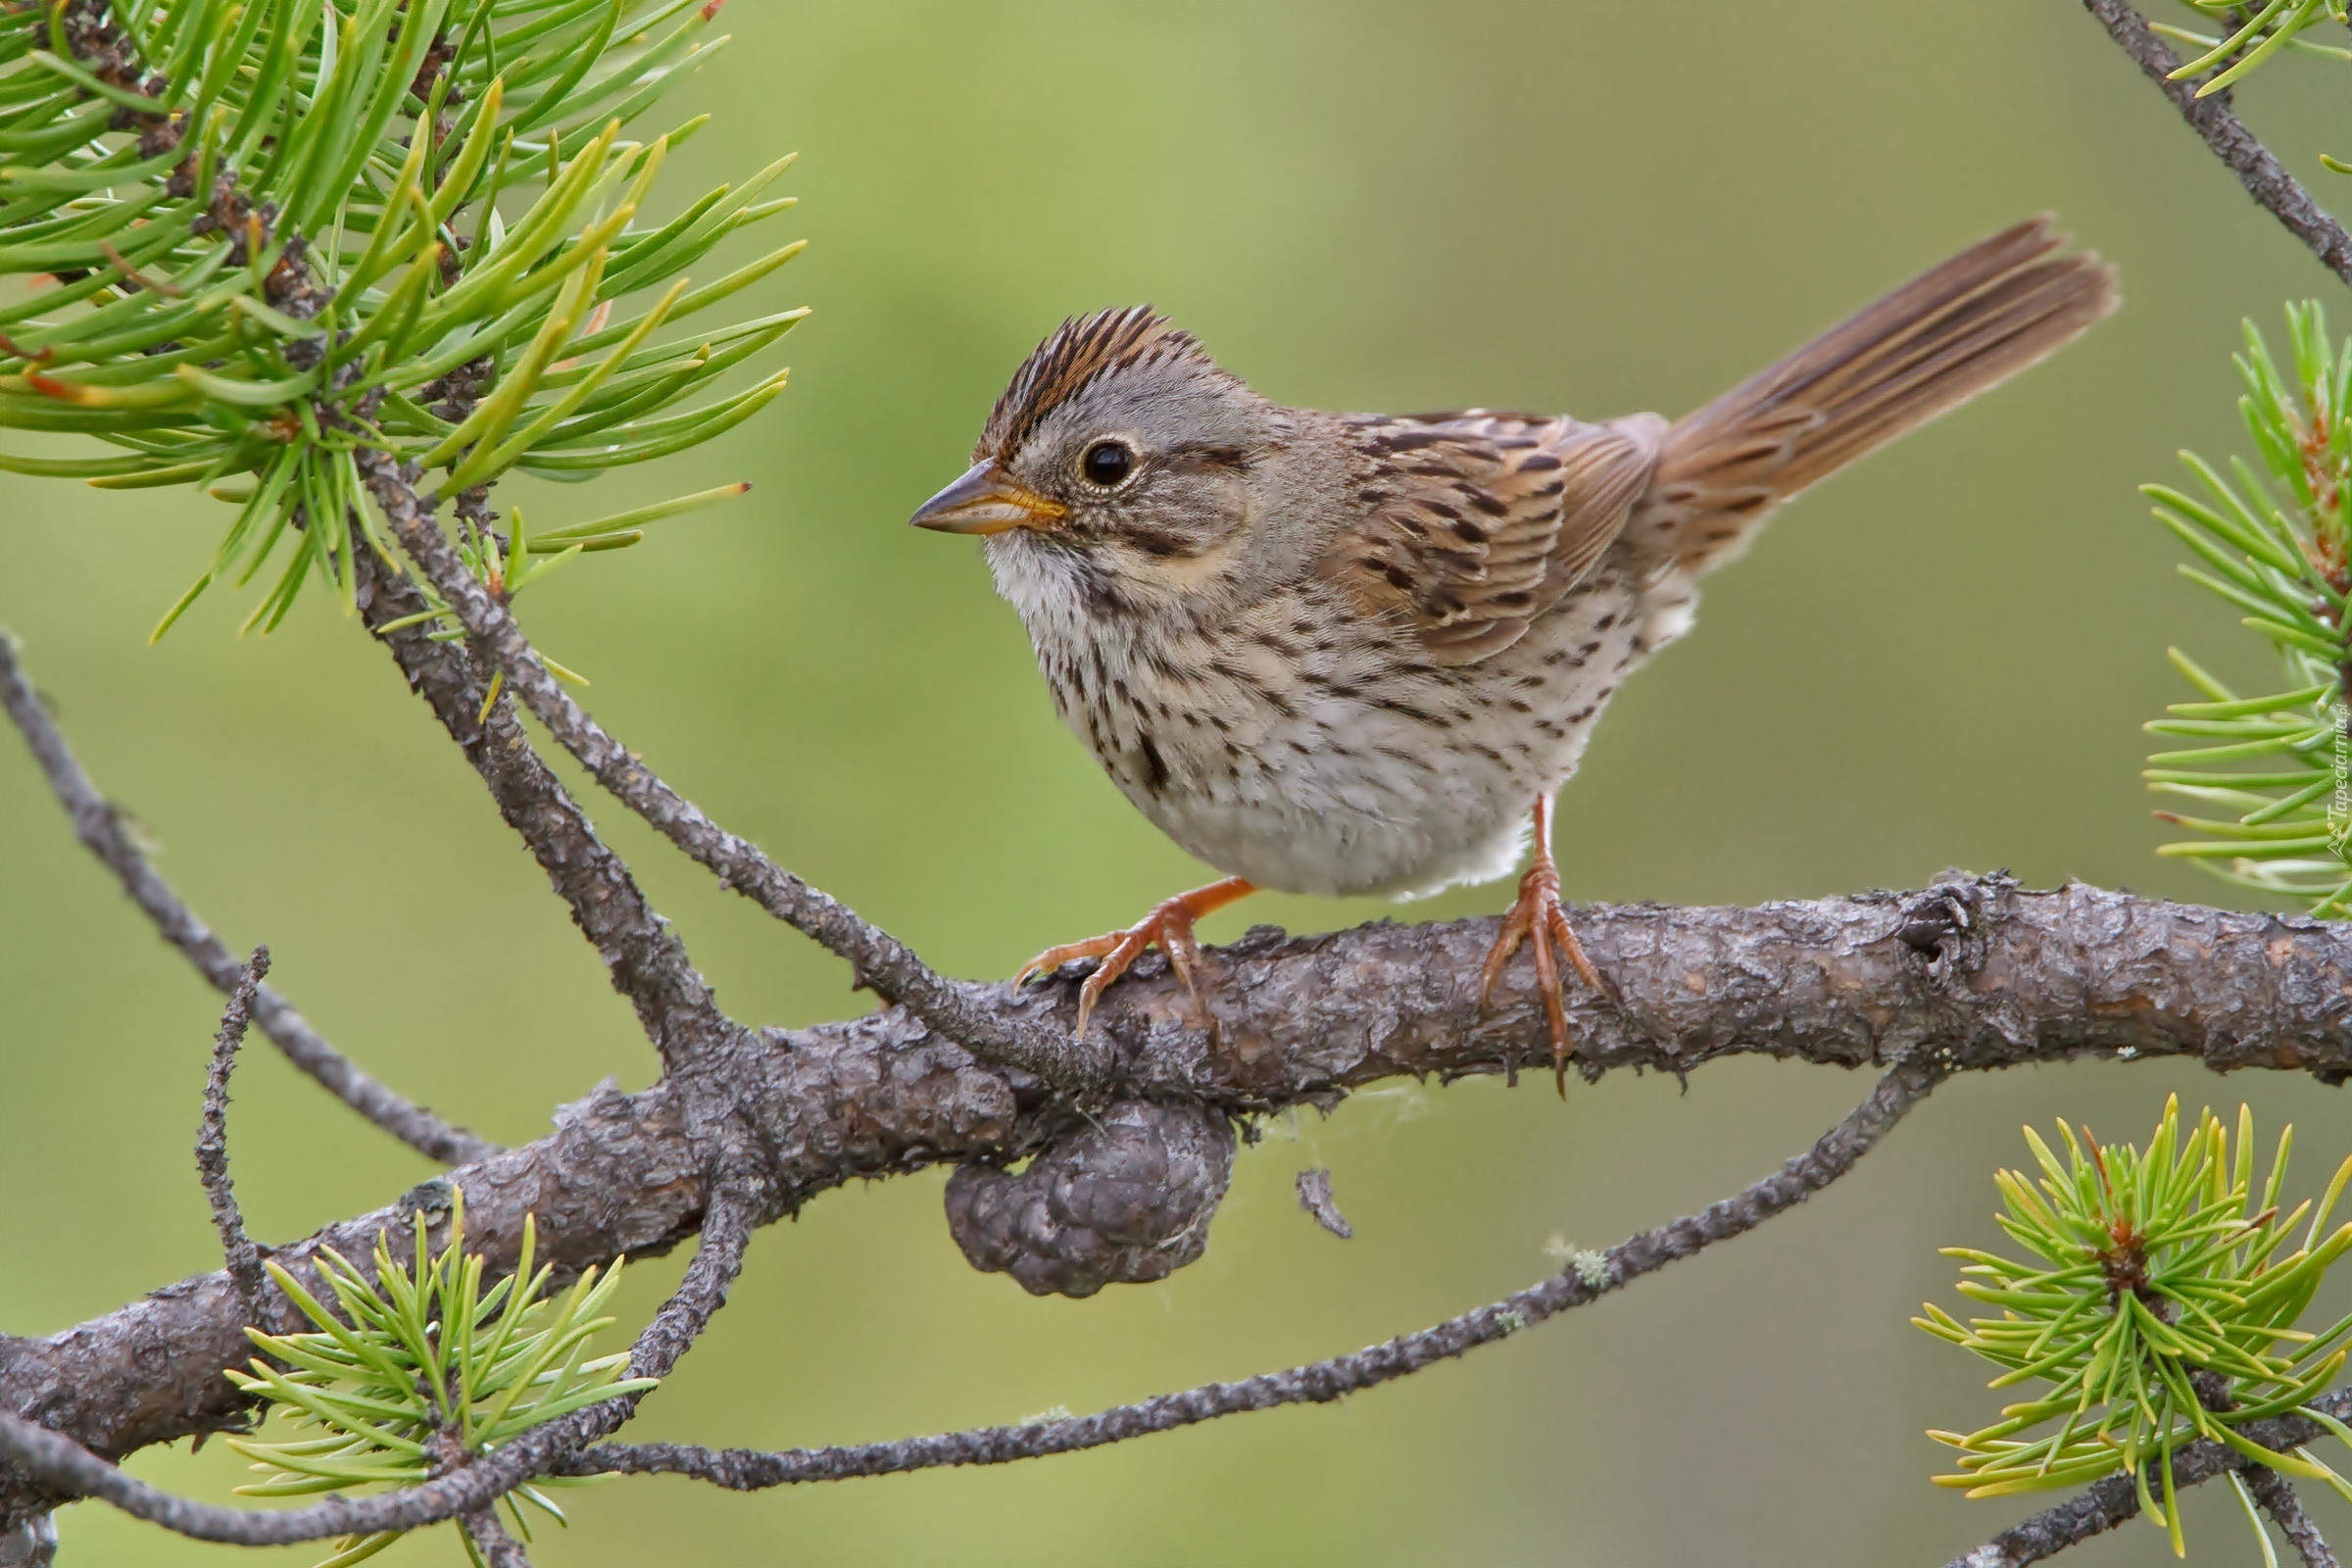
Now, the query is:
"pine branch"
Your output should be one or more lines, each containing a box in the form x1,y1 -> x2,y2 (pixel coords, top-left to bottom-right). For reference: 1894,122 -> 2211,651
461,1509 -> 534,1568
2081,0 -> 2352,287
195,948 -> 271,1329
10,876 -> 2352,1524
564,1061 -> 1939,1490
350,544 -> 745,1081
0,1189 -> 754,1547
0,1065 -> 1927,1541
1947,1385 -> 2352,1566
357,452 -> 1113,1099
0,0 -> 797,636
350,538 -> 790,1212
2246,1469 -> 2341,1568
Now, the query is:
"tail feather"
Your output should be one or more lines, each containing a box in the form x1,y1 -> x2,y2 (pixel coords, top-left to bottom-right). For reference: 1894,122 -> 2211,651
1641,217 -> 2118,573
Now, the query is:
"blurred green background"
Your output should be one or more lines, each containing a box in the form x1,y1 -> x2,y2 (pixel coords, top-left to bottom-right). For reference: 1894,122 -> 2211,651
7,0 -> 2352,1561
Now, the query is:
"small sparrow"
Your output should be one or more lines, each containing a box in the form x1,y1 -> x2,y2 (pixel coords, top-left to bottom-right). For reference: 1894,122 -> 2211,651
914,218 -> 2115,1088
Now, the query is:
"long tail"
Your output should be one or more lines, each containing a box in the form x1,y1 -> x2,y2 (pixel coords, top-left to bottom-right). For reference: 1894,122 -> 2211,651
1637,217 -> 2118,574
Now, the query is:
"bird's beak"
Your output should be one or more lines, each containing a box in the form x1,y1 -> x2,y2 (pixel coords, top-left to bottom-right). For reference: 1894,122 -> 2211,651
907,461 -> 1068,535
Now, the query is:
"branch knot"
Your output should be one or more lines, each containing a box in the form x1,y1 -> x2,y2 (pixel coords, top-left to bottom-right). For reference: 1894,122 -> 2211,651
944,1102 -> 1236,1298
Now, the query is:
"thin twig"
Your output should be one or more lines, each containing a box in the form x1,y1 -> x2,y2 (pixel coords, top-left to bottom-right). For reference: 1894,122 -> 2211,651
349,548 -> 748,1093
350,546 -> 773,1201
564,1061 -> 1941,1489
0,1190 -> 756,1546
1945,1387 -> 2352,1566
2080,0 -> 2352,287
352,452 -> 1111,1099
0,11 -> 491,1163
1946,1470 -> 2141,1567
461,1509 -> 534,1568
2204,1373 -> 2343,1568
0,630 -> 496,1166
0,1045 -> 1904,1535
2246,1469 -> 2341,1568
196,948 -> 271,1328
16,878 -> 2352,1494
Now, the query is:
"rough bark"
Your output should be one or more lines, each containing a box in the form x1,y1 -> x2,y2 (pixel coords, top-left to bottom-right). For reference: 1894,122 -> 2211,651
359,455 -> 1111,1098
352,551 -> 743,1088
566,1059 -> 1941,1489
1947,1384 -> 2352,1566
9,874 -> 2352,1513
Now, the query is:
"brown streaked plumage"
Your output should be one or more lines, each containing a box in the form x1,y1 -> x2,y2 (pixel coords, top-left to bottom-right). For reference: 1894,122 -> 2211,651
979,306 -> 1210,462
913,218 -> 2119,1088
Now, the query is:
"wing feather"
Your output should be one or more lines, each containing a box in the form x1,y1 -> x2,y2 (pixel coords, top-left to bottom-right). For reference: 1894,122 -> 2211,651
1325,412 -> 1661,664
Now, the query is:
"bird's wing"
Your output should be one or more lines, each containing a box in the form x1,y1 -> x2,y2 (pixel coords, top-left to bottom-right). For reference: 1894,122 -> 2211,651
1323,412 -> 1663,664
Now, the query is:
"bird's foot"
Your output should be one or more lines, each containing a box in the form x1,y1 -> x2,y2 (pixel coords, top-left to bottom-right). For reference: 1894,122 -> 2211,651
1016,877 -> 1256,1035
1480,858 -> 1607,1097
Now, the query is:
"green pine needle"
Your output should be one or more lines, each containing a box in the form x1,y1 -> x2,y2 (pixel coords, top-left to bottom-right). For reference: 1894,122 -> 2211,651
222,1192 -> 656,1568
1920,1098 -> 2352,1557
2144,305 -> 2352,917
0,0 -> 800,639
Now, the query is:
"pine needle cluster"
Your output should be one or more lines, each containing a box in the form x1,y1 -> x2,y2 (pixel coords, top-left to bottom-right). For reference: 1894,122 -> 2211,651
2144,307 -> 2352,917
224,1199 -> 651,1568
0,0 -> 800,643
1922,1099 -> 2352,1556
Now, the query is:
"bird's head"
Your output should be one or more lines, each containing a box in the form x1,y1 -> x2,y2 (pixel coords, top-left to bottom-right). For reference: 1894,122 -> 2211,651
911,308 -> 1284,612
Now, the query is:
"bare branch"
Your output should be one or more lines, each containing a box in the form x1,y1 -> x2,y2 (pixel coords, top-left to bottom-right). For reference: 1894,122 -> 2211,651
12,877 -> 2352,1513
0,1190 -> 755,1546
1948,1475 -> 2138,1567
350,548 -> 742,1082
2079,0 -> 2352,288
2202,1373 -> 2343,1568
0,630 -> 496,1166
626,1181 -> 757,1382
462,1509 -> 534,1568
1945,1388 -> 2352,1566
196,948 -> 271,1329
565,1060 -> 1939,1489
350,548 -> 787,1219
2245,1469 -> 2340,1568
353,453 -> 1109,1099
1,1057 -> 1925,1536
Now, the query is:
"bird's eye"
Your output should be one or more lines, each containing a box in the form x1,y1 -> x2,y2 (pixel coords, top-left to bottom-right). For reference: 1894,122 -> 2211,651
1080,439 -> 1134,488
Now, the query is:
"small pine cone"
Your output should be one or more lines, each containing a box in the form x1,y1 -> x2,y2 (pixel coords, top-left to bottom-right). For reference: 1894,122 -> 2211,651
943,1101 -> 1234,1298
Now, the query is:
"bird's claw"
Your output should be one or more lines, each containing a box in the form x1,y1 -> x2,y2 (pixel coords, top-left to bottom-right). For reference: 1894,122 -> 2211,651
1015,899 -> 1209,1036
1480,858 -> 1606,1096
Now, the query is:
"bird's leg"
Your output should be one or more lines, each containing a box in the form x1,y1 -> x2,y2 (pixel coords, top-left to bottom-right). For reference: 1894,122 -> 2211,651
1480,796 -> 1606,1096
1016,876 -> 1258,1034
